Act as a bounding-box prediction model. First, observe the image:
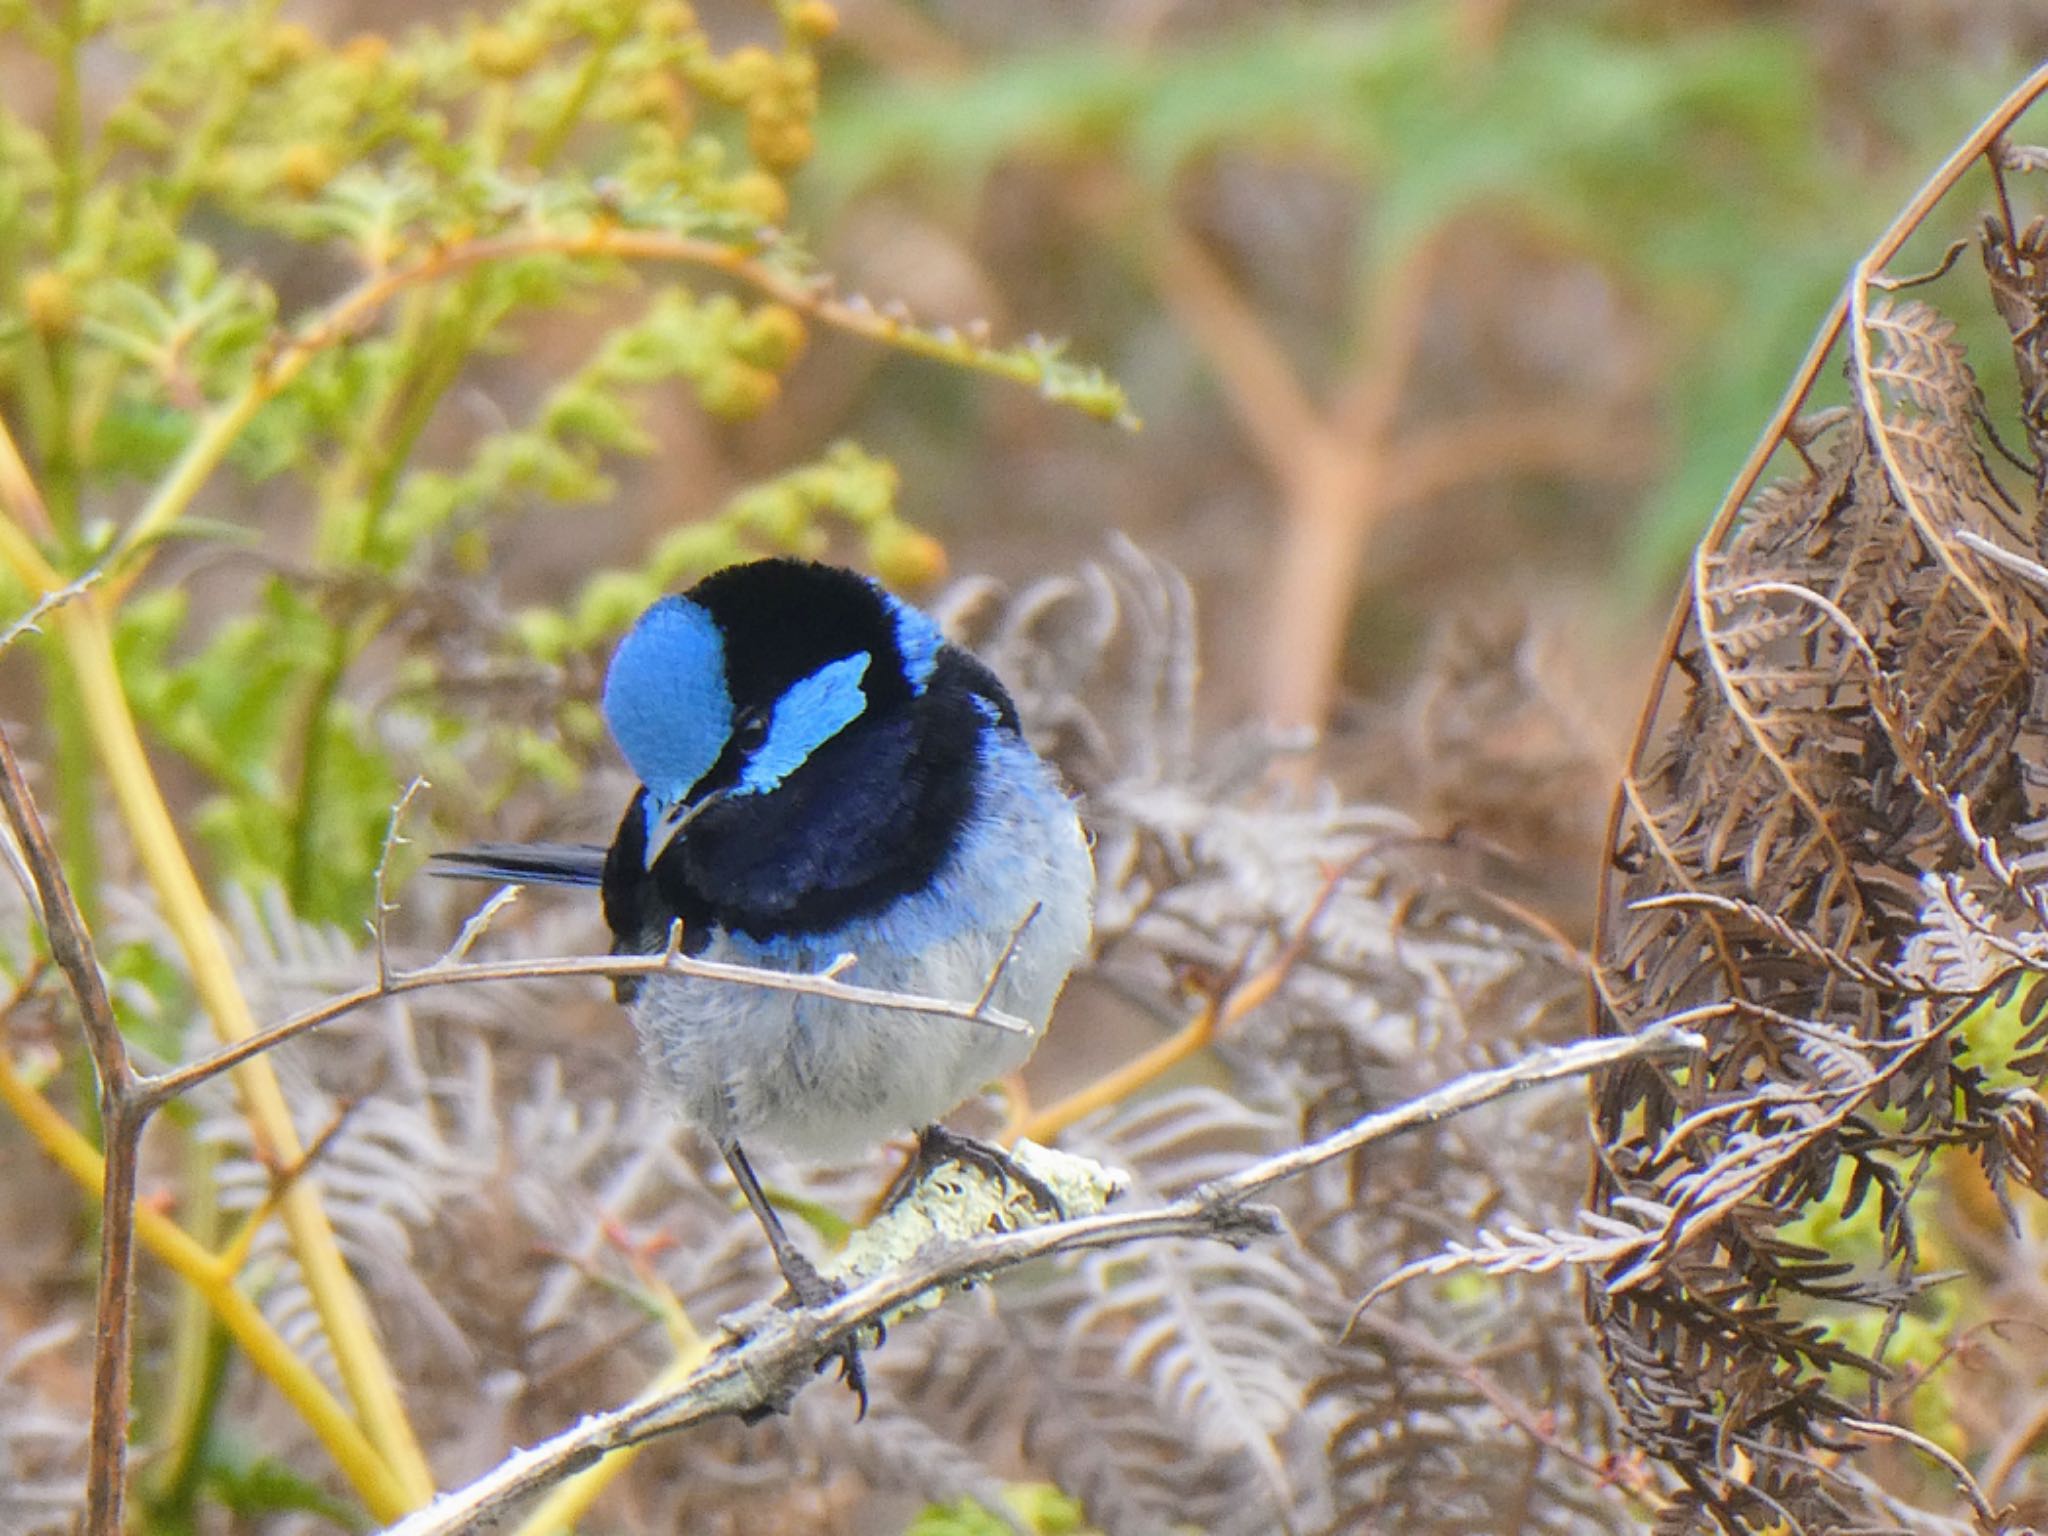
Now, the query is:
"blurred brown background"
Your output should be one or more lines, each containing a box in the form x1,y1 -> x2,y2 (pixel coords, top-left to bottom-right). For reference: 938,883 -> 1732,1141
440,0 -> 2048,927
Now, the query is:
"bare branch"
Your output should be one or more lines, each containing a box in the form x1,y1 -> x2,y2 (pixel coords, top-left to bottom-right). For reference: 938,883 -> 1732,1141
139,936 -> 1036,1113
373,1020 -> 1697,1536
0,724 -> 138,1536
1203,1019 -> 1700,1208
1144,216 -> 1325,494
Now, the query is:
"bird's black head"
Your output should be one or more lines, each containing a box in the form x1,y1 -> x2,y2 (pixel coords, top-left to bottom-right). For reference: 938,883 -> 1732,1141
598,558 -> 1020,956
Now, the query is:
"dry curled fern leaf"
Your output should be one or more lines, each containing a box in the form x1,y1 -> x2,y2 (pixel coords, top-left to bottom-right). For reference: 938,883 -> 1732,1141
1593,84 -> 2048,1533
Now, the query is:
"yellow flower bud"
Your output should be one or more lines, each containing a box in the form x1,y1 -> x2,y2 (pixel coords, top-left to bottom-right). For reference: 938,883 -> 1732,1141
280,142 -> 337,197
697,362 -> 781,421
731,305 -> 806,370
747,113 -> 814,173
713,45 -> 777,105
630,72 -> 693,132
726,170 -> 788,227
22,270 -> 75,336
791,1 -> 839,42
645,1 -> 699,39
249,23 -> 318,81
340,34 -> 391,71
469,25 -> 545,80
869,525 -> 947,589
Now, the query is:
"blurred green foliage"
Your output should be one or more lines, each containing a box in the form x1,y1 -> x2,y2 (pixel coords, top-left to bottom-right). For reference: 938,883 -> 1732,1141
0,0 -> 1127,929
907,1484 -> 1096,1536
806,2 -> 2022,596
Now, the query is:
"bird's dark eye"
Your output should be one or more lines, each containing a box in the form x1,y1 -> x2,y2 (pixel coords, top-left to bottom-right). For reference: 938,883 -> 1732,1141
733,709 -> 769,753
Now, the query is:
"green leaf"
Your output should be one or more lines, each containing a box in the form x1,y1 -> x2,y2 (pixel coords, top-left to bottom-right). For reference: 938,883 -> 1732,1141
906,1486 -> 1098,1536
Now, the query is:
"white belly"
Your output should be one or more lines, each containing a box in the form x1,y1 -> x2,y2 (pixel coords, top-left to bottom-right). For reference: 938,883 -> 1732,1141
628,741 -> 1092,1160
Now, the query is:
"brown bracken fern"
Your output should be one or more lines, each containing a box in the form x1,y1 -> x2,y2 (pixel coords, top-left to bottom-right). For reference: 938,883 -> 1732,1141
1591,66 -> 2048,1533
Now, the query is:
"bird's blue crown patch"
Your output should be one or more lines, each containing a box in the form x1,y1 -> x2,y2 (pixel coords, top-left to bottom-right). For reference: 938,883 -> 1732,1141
602,596 -> 732,804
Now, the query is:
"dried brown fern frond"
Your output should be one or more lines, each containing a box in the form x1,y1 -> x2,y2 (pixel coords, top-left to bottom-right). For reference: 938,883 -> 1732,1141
1593,66 -> 2048,1533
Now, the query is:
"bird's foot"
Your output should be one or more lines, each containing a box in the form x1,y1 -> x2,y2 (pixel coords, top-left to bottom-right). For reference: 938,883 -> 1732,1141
769,1245 -> 873,1420
886,1124 -> 1068,1220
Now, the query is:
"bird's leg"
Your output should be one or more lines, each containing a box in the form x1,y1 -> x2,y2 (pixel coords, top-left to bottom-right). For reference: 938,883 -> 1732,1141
883,1124 -> 1067,1220
721,1141 -> 869,1415
722,1142 -> 829,1298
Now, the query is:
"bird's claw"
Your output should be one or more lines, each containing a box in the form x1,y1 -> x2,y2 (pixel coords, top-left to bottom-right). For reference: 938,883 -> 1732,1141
888,1124 -> 1068,1220
772,1247 -> 871,1418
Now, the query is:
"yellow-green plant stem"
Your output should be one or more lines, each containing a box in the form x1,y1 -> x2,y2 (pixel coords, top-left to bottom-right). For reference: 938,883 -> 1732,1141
0,458 -> 433,1505
50,595 -> 436,1502
0,1052 -> 408,1520
50,0 -> 86,248
291,283 -> 493,903
530,34 -> 619,169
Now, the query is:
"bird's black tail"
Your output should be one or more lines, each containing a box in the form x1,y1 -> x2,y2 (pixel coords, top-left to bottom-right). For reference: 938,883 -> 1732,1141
426,842 -> 608,888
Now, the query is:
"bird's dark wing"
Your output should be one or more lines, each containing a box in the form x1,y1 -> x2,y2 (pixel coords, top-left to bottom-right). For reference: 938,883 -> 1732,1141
427,842 -> 609,888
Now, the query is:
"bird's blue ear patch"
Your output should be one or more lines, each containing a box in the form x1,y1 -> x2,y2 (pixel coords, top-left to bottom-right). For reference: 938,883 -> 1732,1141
738,651 -> 872,794
885,594 -> 942,694
602,597 -> 732,803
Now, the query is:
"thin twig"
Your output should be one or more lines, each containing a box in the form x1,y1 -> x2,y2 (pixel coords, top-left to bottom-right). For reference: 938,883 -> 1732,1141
0,723 -> 137,1536
371,776 -> 428,986
139,936 -> 1035,1113
1840,1417 -> 1999,1528
1207,1021 -> 1701,1206
970,901 -> 1040,1016
0,560 -> 105,655
374,1020 -> 1700,1536
441,886 -> 522,966
1146,216 -> 1325,491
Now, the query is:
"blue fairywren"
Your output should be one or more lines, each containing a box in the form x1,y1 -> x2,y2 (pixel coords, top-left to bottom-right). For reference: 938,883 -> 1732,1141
431,559 -> 1094,1395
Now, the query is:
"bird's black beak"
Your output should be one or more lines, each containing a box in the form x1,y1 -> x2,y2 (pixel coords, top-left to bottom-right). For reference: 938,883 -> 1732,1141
644,787 -> 726,869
